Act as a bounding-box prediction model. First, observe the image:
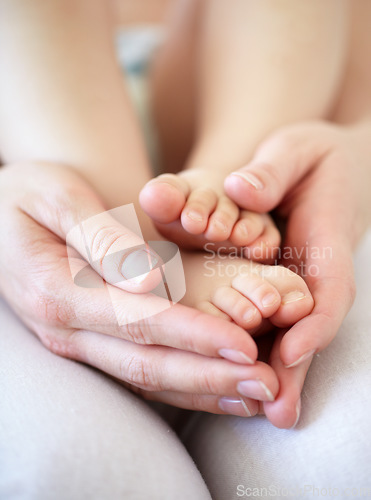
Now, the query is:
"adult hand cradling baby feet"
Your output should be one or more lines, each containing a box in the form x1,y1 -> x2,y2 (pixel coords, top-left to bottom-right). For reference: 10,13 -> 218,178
1,0 -> 370,444
148,118 -> 370,428
2,1 -> 371,496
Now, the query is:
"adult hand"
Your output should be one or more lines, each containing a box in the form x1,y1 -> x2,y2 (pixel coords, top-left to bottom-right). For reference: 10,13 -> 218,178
0,162 -> 280,416
225,120 -> 371,427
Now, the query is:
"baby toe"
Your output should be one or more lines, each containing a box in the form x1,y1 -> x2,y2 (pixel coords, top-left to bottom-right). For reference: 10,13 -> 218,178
181,187 -> 218,234
205,196 -> 239,242
244,219 -> 281,263
196,300 -> 232,322
139,174 -> 190,223
230,211 -> 265,247
211,285 -> 262,329
259,266 -> 314,327
272,287 -> 314,328
232,270 -> 282,318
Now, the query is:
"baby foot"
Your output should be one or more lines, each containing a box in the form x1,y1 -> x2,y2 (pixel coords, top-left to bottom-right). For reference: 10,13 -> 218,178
139,168 -> 281,263
180,251 -> 314,333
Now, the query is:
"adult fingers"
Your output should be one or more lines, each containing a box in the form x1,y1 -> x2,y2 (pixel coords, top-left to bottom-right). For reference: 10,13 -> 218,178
140,389 -> 259,417
224,122 -> 338,213
46,258 -> 260,364
4,212 -> 259,364
66,330 -> 279,400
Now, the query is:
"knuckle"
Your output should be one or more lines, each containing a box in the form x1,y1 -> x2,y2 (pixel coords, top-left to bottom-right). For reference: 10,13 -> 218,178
89,226 -> 131,268
187,392 -> 205,410
121,355 -> 156,390
32,288 -> 75,327
124,321 -> 153,346
260,160 -> 285,188
197,367 -> 218,395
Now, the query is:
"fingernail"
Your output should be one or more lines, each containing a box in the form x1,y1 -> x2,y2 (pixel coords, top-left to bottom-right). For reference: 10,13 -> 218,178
291,399 -> 301,429
282,291 -> 305,304
237,380 -> 275,401
230,171 -> 264,190
187,210 -> 203,222
218,397 -> 252,417
218,348 -> 254,365
121,249 -> 158,284
262,292 -> 278,308
285,348 -> 316,368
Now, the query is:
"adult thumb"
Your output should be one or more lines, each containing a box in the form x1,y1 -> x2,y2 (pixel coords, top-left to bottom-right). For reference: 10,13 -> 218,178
19,163 -> 163,294
224,122 -> 336,213
66,204 -> 163,294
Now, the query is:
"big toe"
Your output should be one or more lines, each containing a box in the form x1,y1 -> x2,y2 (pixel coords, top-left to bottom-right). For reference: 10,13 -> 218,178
260,265 -> 314,327
139,174 -> 190,224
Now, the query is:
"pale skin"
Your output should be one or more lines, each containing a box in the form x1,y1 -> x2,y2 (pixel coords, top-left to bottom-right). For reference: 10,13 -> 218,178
0,0 -> 317,425
0,0 -> 371,428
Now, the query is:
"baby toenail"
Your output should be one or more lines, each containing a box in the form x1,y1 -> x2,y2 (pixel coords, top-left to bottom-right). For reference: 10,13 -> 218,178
187,210 -> 203,222
262,292 -> 278,307
282,290 -> 305,304
243,308 -> 256,323
237,222 -> 249,238
213,219 -> 228,233
230,171 -> 264,190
